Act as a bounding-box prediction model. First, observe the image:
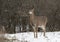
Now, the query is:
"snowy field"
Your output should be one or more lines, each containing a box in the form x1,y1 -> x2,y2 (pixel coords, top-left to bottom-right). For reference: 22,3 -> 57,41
4,31 -> 60,42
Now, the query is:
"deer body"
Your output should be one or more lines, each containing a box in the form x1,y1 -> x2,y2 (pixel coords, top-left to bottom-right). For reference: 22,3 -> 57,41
29,9 -> 47,38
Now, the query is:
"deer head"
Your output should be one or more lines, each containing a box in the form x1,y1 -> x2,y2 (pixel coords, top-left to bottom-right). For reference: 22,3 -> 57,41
29,8 -> 34,15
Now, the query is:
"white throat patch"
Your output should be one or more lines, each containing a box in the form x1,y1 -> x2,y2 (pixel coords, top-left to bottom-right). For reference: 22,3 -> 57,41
29,11 -> 33,14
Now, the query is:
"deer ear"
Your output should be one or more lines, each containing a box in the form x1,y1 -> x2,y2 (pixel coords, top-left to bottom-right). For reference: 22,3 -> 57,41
31,8 -> 34,11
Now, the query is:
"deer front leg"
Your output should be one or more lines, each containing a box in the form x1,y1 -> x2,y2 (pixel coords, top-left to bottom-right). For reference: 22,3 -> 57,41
36,28 -> 38,38
33,26 -> 36,38
35,25 -> 38,38
33,26 -> 38,38
34,28 -> 36,38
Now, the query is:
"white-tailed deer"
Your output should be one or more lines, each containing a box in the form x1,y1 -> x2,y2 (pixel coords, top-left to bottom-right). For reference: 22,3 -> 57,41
28,8 -> 48,38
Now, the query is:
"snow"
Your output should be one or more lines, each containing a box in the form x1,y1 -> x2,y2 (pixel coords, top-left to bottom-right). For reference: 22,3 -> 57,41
4,31 -> 60,42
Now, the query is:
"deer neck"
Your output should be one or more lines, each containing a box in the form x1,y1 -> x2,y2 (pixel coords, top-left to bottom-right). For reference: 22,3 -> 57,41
29,13 -> 35,26
30,13 -> 35,19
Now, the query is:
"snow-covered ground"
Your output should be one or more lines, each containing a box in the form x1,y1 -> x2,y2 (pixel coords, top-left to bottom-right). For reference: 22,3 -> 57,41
4,31 -> 60,42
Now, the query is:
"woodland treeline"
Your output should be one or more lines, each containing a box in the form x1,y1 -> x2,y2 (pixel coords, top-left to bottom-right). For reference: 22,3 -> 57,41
0,0 -> 60,33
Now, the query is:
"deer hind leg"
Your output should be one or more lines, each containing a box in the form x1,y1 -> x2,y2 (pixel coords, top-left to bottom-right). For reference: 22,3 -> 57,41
42,26 -> 48,38
42,26 -> 46,37
43,28 -> 46,36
